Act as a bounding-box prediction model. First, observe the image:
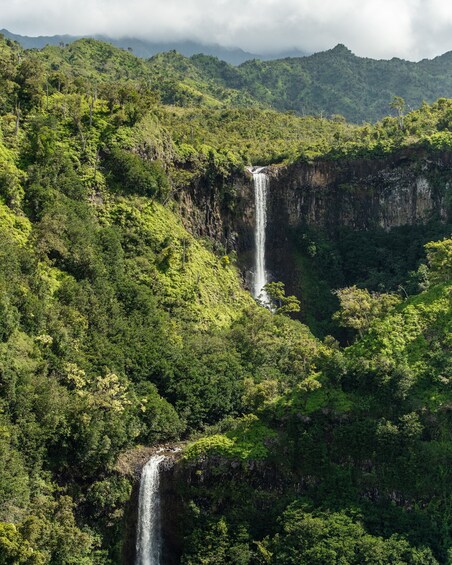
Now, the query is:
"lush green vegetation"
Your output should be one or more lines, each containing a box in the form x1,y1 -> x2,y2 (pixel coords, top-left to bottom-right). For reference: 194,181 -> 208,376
38,39 -> 452,123
286,222 -> 452,338
223,44 -> 452,123
0,33 -> 451,564
40,38 -> 452,124
0,33 -> 259,563
180,243 -> 452,564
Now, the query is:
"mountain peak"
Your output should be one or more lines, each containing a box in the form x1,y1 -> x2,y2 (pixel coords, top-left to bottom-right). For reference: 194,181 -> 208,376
330,43 -> 353,56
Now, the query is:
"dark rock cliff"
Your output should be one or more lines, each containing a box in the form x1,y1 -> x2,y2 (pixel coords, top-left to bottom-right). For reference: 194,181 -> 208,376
264,150 -> 452,300
176,170 -> 256,289
179,149 -> 452,283
267,149 -> 451,235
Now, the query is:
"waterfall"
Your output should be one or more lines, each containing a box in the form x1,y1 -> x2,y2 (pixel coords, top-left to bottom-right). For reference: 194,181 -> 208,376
250,167 -> 269,301
136,454 -> 166,565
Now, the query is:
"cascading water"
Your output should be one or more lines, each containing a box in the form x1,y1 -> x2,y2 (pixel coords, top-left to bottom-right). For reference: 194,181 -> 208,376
250,167 -> 270,301
136,454 -> 166,565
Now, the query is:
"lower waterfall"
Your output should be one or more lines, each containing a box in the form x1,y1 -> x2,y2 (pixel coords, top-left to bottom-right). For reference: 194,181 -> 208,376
136,454 -> 166,565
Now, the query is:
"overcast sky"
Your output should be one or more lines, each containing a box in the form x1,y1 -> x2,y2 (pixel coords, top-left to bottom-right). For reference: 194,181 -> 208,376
3,0 -> 452,60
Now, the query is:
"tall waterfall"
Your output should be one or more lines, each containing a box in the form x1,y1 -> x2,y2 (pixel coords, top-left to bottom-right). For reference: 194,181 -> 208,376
136,454 -> 166,565
250,167 -> 269,301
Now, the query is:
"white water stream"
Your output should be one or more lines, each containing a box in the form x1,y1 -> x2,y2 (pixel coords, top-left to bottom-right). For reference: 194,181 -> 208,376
250,167 -> 270,302
136,454 -> 166,565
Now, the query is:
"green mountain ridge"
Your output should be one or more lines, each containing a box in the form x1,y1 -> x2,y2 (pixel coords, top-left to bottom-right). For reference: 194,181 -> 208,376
217,43 -> 452,122
8,32 -> 452,123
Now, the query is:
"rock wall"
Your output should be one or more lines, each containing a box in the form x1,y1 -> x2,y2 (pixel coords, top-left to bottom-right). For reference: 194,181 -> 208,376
175,170 -> 256,290
267,149 -> 451,236
179,149 -> 452,285
176,171 -> 255,256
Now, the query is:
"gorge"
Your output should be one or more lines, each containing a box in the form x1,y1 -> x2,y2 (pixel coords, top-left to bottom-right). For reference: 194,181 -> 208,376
182,149 -> 451,262
132,147 -> 452,563
178,147 -> 452,333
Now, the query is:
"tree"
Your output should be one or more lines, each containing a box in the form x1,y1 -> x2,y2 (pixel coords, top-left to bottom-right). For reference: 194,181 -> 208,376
106,147 -> 169,199
266,504 -> 438,564
263,282 -> 301,315
0,292 -> 19,342
425,238 -> 452,284
390,96 -> 406,129
0,522 -> 45,564
333,286 -> 401,338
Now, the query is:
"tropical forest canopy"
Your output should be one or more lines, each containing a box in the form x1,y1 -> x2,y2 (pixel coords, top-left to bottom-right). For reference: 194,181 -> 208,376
0,34 -> 450,564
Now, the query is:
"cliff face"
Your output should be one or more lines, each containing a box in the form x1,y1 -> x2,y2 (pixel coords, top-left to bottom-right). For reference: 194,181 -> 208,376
180,149 -> 452,285
176,171 -> 256,288
121,448 -> 184,565
267,149 -> 451,236
263,150 -> 452,326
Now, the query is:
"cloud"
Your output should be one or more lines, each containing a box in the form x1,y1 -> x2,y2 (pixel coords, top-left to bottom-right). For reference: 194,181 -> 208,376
2,0 -> 452,60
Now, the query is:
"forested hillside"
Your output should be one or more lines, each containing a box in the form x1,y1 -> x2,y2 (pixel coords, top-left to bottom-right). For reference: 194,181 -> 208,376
7,28 -> 452,123
190,44 -> 452,122
0,34 -> 450,564
217,44 -> 452,122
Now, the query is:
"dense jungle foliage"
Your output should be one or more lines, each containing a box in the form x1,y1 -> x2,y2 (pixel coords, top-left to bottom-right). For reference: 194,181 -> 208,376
196,44 -> 452,123
0,34 -> 451,564
20,34 -> 452,123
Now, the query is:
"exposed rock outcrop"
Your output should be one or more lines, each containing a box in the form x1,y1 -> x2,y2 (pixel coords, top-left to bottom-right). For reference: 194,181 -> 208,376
179,149 -> 452,283
267,149 -> 451,237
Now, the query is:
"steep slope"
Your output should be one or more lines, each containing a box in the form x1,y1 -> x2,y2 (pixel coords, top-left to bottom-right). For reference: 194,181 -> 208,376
0,35 -> 262,562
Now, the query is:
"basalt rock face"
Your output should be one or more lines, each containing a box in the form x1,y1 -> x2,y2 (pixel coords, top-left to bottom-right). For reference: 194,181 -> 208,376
176,171 -> 256,276
160,459 -> 184,565
179,150 -> 452,287
265,150 -> 452,280
267,149 -> 451,235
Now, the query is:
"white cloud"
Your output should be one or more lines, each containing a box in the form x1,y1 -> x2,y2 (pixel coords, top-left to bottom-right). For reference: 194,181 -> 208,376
2,0 -> 452,59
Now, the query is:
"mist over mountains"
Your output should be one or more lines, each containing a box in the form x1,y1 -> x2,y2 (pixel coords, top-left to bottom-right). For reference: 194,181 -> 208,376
0,28 -> 309,65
